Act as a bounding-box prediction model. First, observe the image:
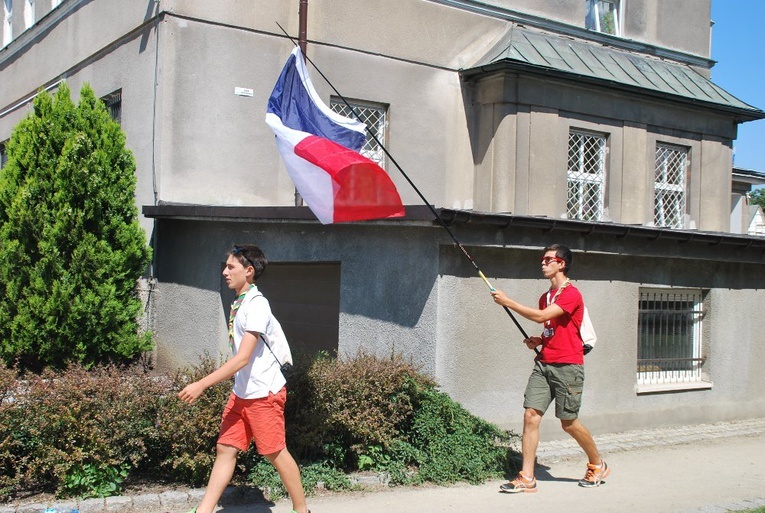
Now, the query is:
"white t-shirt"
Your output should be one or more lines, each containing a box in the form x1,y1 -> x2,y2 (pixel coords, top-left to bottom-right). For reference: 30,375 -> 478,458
230,285 -> 292,399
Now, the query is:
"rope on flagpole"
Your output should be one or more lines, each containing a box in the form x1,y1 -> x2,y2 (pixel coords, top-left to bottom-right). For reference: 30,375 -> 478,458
273,23 -> 534,346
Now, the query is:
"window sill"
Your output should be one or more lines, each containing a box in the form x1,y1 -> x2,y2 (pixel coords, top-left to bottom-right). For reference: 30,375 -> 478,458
635,381 -> 713,395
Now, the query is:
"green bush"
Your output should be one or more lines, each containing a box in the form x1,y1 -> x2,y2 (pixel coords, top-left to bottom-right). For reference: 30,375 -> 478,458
283,350 -> 517,485
246,458 -> 353,501
0,352 -> 518,503
0,364 -> 169,499
0,82 -> 152,371
153,354 -> 234,485
408,388 -> 513,484
285,350 -> 436,467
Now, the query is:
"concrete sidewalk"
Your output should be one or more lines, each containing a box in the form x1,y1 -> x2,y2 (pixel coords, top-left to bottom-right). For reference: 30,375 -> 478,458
7,418 -> 765,513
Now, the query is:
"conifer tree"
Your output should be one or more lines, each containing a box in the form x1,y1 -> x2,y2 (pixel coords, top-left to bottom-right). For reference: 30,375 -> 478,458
0,83 -> 152,370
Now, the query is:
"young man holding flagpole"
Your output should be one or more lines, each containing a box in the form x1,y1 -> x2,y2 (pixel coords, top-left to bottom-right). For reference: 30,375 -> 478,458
490,244 -> 609,493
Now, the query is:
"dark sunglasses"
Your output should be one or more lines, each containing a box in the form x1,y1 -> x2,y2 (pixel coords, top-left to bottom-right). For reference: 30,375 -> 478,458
233,245 -> 257,269
540,256 -> 564,265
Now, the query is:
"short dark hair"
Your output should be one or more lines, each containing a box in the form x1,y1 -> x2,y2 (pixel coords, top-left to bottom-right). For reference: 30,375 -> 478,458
231,244 -> 267,280
544,244 -> 573,276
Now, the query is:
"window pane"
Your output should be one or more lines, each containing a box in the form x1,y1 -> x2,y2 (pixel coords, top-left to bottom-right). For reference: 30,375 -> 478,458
637,289 -> 704,386
329,98 -> 387,167
654,144 -> 688,228
101,90 -> 122,124
585,0 -> 621,36
24,0 -> 34,29
3,0 -> 12,47
567,130 -> 607,221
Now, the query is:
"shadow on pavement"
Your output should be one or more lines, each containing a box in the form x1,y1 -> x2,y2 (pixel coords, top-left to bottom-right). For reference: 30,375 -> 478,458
534,463 -> 579,483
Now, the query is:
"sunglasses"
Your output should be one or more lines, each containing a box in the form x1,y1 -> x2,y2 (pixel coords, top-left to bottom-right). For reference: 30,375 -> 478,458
232,245 -> 257,269
540,256 -> 564,265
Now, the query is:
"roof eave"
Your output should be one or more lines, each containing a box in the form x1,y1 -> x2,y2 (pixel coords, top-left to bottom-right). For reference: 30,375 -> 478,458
460,60 -> 765,122
438,209 -> 765,250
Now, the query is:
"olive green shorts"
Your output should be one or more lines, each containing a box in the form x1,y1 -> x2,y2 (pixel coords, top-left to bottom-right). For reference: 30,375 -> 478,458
523,361 -> 585,420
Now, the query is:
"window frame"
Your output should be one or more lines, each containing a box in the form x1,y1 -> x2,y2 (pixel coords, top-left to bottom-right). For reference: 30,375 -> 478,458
101,90 -> 122,125
329,97 -> 388,169
585,0 -> 623,37
636,287 -> 711,394
566,128 -> 608,222
3,0 -> 12,47
24,0 -> 34,30
653,142 -> 689,229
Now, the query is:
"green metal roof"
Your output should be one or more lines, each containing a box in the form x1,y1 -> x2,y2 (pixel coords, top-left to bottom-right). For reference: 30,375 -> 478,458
463,27 -> 764,120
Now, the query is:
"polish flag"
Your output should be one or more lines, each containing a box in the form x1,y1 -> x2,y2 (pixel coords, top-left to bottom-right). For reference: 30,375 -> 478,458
266,47 -> 405,224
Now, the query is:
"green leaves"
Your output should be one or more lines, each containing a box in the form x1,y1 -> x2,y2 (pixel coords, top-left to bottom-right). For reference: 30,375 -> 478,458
0,83 -> 152,370
62,462 -> 130,499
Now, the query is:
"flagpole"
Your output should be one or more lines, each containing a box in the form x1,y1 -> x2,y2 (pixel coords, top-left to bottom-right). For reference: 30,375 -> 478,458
273,23 -> 534,346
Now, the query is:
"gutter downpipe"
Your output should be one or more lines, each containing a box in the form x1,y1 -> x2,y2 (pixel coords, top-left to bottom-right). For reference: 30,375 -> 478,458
298,0 -> 308,56
294,0 -> 308,207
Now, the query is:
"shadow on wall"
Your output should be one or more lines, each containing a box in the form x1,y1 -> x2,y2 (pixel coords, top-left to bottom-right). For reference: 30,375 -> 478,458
442,241 -> 765,290
153,219 -> 439,356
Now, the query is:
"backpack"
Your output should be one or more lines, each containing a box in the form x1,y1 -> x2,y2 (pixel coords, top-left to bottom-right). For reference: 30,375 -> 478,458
580,306 -> 597,355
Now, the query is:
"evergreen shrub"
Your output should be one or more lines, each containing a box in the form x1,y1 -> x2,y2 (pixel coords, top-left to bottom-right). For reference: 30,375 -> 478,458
0,83 -> 152,371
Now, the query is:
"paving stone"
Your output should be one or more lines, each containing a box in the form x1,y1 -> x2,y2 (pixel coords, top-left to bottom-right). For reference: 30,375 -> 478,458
15,502 -> 47,513
186,489 -> 206,504
130,494 -> 160,513
78,498 -> 104,513
158,491 -> 189,510
104,496 -> 132,513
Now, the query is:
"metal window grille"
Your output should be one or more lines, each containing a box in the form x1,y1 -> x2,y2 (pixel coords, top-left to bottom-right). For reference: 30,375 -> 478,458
567,130 -> 606,221
654,144 -> 688,228
637,289 -> 704,386
101,90 -> 122,124
585,0 -> 621,36
330,98 -> 387,167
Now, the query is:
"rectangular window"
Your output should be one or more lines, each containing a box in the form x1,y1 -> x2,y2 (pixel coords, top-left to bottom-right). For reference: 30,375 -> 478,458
3,0 -> 12,47
101,90 -> 122,124
637,288 -> 708,392
567,130 -> 607,221
654,143 -> 688,228
585,0 -> 621,36
329,97 -> 387,168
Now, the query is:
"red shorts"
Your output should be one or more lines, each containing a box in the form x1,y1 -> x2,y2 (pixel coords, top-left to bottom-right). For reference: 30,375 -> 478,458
217,387 -> 287,455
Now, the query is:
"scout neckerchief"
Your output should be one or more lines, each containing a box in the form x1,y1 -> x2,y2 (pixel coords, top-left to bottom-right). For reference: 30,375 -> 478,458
543,278 -> 571,336
228,283 -> 255,352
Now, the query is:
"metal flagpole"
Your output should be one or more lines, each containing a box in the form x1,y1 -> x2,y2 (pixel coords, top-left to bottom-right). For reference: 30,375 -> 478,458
273,23 -> 535,349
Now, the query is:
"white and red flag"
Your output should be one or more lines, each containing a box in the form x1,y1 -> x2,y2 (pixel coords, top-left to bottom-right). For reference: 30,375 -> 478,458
266,47 -> 405,224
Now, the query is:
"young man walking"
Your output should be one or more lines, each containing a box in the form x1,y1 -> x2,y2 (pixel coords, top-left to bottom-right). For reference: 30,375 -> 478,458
490,244 -> 609,493
178,244 -> 310,513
